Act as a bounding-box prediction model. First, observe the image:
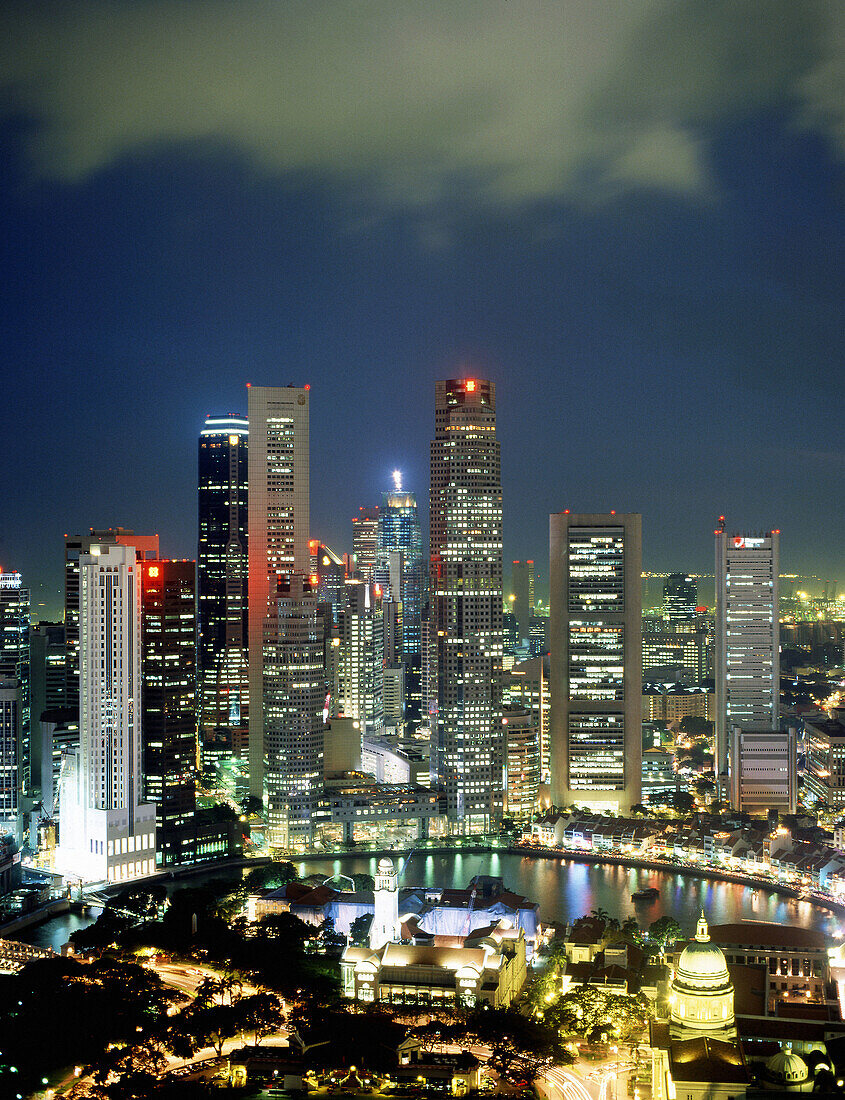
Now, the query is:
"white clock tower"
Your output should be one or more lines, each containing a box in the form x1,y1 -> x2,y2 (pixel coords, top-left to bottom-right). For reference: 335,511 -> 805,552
370,856 -> 400,948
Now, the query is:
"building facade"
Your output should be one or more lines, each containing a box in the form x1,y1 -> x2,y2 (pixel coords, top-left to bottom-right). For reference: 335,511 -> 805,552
58,544 -> 157,883
663,574 -> 697,622
729,728 -> 797,815
715,528 -> 779,780
0,573 -> 29,815
352,506 -> 380,582
262,574 -> 326,847
429,378 -> 504,830
511,560 -> 535,640
141,559 -> 198,866
377,486 -> 425,725
247,385 -> 310,805
197,415 -> 248,745
337,581 -> 384,737
549,512 -> 642,813
0,681 -> 21,841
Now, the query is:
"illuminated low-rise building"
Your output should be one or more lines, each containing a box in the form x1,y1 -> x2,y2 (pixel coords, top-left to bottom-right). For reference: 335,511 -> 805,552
341,926 -> 527,1008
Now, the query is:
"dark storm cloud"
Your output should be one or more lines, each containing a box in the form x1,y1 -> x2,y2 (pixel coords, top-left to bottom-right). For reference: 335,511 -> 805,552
0,0 -> 842,206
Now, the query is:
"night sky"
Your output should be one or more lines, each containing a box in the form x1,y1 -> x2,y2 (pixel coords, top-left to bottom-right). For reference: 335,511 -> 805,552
2,1 -> 843,618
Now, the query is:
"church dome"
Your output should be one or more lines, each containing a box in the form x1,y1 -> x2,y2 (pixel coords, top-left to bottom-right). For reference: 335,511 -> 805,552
670,913 -> 734,1034
764,1048 -> 809,1088
377,857 -> 395,874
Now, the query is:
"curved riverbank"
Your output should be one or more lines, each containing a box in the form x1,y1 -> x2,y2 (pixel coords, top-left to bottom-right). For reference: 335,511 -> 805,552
18,842 -> 845,952
298,840 -> 845,916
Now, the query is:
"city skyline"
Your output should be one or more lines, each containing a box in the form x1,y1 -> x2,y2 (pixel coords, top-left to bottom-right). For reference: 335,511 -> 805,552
1,2 -> 844,611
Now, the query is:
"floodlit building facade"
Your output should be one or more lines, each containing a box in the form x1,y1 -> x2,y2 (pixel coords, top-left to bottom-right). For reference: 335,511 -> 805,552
197,415 -> 248,743
247,385 -> 310,806
58,544 -> 156,883
549,512 -> 642,814
429,378 -> 504,831
715,528 -> 779,780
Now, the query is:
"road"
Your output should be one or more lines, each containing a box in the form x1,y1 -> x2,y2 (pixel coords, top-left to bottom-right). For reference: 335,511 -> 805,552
542,1057 -> 639,1100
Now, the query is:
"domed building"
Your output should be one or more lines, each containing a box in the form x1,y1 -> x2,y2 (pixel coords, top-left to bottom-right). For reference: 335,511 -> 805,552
761,1047 -> 812,1092
670,912 -> 736,1038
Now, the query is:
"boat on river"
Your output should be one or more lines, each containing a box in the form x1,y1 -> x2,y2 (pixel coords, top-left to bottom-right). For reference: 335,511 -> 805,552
631,886 -> 660,901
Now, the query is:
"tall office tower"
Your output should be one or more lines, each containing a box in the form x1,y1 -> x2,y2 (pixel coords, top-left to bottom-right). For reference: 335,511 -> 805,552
505,654 -> 550,783
503,708 -> 540,820
663,574 -> 697,622
377,484 -> 426,724
29,621 -> 66,799
352,506 -> 380,581
715,527 -> 780,781
141,560 -> 197,867
730,727 -> 796,815
197,415 -> 248,744
0,681 -> 21,840
263,574 -> 326,848
309,540 -> 347,623
247,385 -> 310,804
58,544 -> 156,883
430,377 -> 504,831
64,530 -> 159,713
337,581 -> 384,737
511,560 -> 535,639
0,573 -> 30,801
549,512 -> 642,814
381,553 -> 404,664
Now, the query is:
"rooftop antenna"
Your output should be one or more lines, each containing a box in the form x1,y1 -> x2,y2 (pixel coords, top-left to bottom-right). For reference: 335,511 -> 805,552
392,469 -> 403,492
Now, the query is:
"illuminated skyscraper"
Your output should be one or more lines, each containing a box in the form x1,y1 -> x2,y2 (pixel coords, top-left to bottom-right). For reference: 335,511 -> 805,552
352,506 -> 380,581
0,680 -> 22,841
58,544 -> 157,883
263,574 -> 327,847
663,573 -> 697,622
141,559 -> 197,866
247,385 -> 310,805
549,512 -> 642,814
337,581 -> 384,737
197,415 -> 248,742
715,526 -> 780,782
0,572 -> 30,810
429,377 -> 503,830
376,480 -> 426,724
64,529 -> 159,713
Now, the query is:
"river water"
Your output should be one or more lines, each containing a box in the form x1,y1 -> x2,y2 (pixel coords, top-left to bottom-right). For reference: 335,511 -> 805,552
18,850 -> 845,953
